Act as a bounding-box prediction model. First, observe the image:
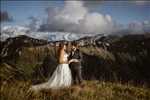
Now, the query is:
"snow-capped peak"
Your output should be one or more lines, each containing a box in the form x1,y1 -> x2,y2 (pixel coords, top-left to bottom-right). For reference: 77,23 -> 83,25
1,25 -> 103,42
1,25 -> 30,41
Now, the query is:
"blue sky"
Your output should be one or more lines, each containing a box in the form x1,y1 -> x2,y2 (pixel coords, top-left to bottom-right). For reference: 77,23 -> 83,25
1,0 -> 150,26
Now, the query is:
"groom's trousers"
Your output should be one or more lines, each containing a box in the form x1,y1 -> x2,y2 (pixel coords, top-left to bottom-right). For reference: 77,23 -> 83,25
70,62 -> 83,84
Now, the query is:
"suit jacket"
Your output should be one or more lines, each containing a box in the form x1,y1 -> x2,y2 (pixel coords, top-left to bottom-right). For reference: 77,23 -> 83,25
69,49 -> 82,69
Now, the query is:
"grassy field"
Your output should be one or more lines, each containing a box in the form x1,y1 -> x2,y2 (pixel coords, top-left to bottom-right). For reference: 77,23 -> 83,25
1,80 -> 150,100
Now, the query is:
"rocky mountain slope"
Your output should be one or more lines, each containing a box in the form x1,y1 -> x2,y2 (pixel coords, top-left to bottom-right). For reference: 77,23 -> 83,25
0,34 -> 150,85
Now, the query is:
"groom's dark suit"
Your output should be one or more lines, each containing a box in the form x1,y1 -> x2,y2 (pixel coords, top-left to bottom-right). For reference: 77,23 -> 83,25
69,49 -> 83,84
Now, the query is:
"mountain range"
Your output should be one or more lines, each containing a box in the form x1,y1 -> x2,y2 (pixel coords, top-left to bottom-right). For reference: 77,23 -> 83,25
1,32 -> 150,85
1,25 -> 103,41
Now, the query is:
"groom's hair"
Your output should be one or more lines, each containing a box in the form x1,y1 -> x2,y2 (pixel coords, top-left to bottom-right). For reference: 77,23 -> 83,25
71,42 -> 78,47
59,42 -> 68,48
59,42 -> 64,48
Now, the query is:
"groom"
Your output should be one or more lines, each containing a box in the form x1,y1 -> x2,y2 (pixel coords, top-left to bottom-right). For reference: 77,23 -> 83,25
69,42 -> 83,85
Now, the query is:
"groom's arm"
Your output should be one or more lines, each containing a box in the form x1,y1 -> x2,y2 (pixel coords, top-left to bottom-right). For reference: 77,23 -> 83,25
68,52 -> 72,61
78,49 -> 83,62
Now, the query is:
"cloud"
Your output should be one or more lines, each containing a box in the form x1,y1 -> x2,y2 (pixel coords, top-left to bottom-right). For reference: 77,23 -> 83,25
128,20 -> 150,34
64,0 -> 103,8
0,11 -> 13,22
134,1 -> 150,5
27,16 -> 40,31
39,1 -> 118,34
143,20 -> 150,32
2,1 -> 149,41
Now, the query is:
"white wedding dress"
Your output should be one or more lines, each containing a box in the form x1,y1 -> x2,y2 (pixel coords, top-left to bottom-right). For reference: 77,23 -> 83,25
30,52 -> 72,91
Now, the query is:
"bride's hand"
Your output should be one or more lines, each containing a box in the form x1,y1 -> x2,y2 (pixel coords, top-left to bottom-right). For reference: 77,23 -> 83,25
69,59 -> 79,64
72,59 -> 79,62
68,59 -> 73,64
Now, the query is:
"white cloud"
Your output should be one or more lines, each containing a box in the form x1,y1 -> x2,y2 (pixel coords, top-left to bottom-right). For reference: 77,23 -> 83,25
128,20 -> 150,34
134,1 -> 150,5
42,1 -> 117,34
143,20 -> 150,33
77,13 -> 114,33
1,1 -> 149,41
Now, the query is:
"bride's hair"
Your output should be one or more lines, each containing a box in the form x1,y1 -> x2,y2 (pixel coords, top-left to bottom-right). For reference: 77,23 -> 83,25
57,42 -> 66,59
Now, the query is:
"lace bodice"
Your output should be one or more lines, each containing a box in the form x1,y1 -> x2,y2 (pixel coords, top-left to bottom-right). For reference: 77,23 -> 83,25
63,52 -> 68,62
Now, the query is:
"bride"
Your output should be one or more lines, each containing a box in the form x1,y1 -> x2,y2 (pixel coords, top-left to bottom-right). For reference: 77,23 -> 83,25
30,43 -> 75,91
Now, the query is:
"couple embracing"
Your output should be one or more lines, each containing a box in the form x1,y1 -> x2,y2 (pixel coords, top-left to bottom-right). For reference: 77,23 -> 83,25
30,42 -> 83,91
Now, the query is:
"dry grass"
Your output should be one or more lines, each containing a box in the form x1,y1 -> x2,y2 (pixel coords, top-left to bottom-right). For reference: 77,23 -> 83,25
1,80 -> 149,100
